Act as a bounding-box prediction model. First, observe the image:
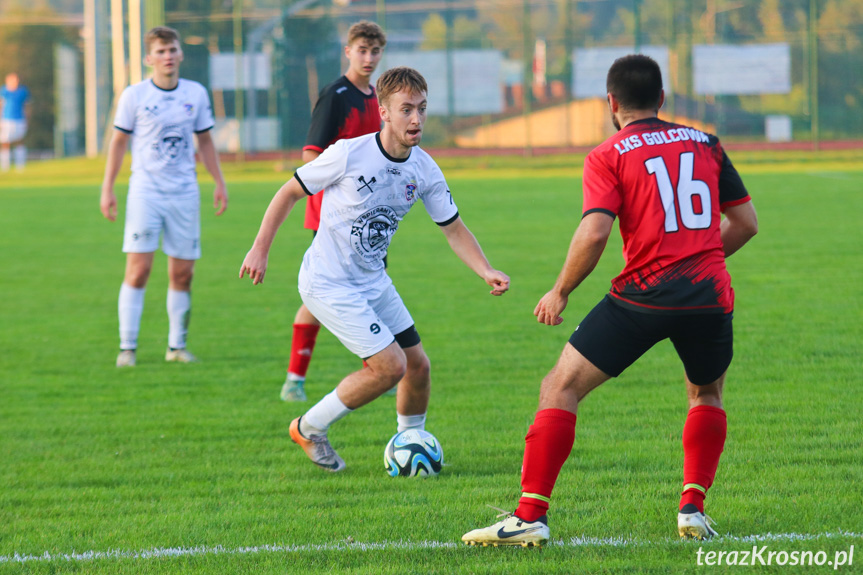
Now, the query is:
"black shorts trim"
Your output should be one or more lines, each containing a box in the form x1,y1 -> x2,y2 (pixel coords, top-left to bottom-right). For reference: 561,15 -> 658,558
394,325 -> 421,349
568,295 -> 733,385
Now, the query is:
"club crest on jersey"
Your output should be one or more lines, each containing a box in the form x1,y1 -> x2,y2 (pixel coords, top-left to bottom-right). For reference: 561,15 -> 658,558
405,183 -> 417,202
351,205 -> 399,265
153,124 -> 187,163
184,103 -> 194,116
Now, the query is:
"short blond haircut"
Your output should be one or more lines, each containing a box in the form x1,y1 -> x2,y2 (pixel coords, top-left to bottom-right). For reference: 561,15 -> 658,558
376,67 -> 427,106
145,26 -> 181,53
347,20 -> 386,48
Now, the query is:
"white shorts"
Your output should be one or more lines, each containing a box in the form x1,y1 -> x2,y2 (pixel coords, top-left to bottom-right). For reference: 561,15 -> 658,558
0,119 -> 27,144
123,192 -> 201,260
299,275 -> 415,359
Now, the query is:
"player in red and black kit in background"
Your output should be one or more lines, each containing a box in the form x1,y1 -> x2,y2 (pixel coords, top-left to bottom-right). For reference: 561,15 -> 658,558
282,21 -> 386,402
462,54 -> 758,547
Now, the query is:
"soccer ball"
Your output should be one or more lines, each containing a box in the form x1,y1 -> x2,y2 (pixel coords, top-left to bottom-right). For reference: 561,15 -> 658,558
384,429 -> 443,477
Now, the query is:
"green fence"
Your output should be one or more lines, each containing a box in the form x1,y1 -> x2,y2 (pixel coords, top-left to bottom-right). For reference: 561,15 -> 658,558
1,0 -> 861,157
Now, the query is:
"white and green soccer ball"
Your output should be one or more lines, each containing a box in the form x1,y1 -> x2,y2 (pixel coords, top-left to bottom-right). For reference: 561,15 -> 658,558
384,429 -> 443,477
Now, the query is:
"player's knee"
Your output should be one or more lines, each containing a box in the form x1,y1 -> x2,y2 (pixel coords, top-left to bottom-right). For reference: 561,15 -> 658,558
387,357 -> 408,384
406,351 -> 430,382
168,271 -> 193,292
171,276 -> 193,292
372,347 -> 407,385
124,267 -> 151,288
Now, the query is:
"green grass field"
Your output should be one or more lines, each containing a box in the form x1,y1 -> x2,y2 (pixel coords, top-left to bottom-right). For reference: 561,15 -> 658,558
1,152 -> 861,574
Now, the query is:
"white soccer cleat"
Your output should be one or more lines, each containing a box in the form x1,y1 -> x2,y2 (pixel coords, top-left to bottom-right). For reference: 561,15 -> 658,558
116,350 -> 136,368
289,417 -> 346,472
165,348 -> 198,363
462,512 -> 549,547
280,377 -> 307,402
678,511 -> 718,540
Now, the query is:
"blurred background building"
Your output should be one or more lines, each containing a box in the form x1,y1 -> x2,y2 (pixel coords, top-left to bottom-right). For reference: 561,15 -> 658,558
0,0 -> 860,159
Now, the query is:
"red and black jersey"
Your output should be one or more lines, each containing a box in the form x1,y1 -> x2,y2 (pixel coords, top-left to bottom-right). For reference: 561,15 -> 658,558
303,76 -> 381,230
582,118 -> 751,314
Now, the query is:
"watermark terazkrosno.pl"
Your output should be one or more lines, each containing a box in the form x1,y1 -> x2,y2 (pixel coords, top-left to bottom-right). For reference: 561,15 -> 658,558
696,545 -> 854,569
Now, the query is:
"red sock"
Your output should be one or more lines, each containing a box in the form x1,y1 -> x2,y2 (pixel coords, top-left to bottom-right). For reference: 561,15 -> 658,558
515,409 -> 577,522
288,324 -> 320,379
680,405 -> 727,513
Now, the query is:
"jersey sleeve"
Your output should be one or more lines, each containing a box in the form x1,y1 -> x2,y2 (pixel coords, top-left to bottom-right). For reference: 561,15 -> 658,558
581,150 -> 621,218
304,87 -> 340,152
113,87 -> 136,133
717,150 -> 750,209
194,85 -> 215,133
421,163 -> 459,226
295,138 -> 349,196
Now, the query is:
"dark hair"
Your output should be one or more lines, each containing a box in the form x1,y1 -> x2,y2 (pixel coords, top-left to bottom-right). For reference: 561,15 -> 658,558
376,66 -> 427,105
145,26 -> 181,53
606,54 -> 663,111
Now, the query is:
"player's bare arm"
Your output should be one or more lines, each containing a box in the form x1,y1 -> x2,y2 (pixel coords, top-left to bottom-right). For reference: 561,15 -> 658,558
439,216 -> 510,296
99,130 -> 130,222
535,212 -> 614,326
301,149 -> 321,164
195,130 -> 228,216
239,178 -> 308,285
720,201 -> 758,258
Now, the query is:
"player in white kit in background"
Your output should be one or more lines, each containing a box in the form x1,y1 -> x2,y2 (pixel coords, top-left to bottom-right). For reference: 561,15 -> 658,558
240,67 -> 510,472
100,26 -> 228,368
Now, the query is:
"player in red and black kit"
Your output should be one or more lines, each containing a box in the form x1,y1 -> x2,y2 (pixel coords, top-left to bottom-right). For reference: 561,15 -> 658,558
462,54 -> 758,546
281,21 -> 387,402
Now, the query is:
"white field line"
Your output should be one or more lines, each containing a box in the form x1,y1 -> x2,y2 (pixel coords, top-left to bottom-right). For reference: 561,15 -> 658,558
2,531 -> 860,565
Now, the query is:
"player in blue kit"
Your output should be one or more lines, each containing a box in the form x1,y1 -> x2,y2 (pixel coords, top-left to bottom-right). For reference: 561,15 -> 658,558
100,26 -> 228,368
240,67 -> 510,472
0,73 -> 31,172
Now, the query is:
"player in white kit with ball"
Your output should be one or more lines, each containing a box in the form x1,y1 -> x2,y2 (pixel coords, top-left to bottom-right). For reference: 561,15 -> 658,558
240,67 -> 509,472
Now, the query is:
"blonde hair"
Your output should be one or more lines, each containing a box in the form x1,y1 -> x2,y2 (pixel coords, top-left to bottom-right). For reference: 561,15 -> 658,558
347,20 -> 386,48
145,26 -> 181,53
376,67 -> 427,106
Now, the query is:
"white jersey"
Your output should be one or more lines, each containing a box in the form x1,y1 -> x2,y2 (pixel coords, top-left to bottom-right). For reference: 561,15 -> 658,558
296,132 -> 459,289
114,78 -> 214,195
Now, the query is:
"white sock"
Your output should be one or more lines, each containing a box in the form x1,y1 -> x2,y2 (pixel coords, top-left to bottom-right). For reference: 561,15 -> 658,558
13,145 -> 25,170
397,413 -> 427,432
167,289 -> 191,349
118,283 -> 146,350
302,389 -> 352,436
0,147 -> 9,172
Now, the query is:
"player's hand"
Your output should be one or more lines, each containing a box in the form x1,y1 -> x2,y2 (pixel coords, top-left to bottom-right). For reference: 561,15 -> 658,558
100,188 -> 117,222
239,247 -> 268,285
484,269 -> 510,296
214,182 -> 228,216
534,289 -> 568,326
